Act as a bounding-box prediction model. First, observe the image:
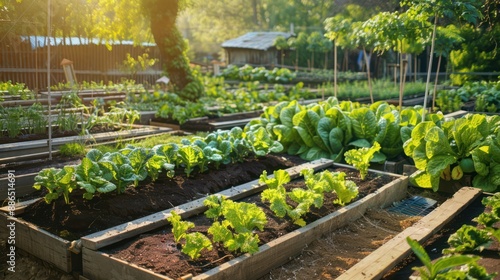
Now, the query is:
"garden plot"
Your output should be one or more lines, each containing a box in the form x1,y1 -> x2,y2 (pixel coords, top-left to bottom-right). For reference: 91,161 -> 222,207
81,163 -> 408,280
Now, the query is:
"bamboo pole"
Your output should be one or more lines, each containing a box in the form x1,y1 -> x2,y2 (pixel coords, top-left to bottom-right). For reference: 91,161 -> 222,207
47,0 -> 52,160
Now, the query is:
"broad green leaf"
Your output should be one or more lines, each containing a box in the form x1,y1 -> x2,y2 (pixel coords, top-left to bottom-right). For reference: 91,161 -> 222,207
182,232 -> 213,259
86,149 -> 104,162
96,181 -> 117,193
349,107 -> 377,141
426,155 -> 457,177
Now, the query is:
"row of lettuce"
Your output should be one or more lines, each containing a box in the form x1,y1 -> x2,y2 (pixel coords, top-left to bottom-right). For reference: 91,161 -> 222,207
33,96 -> 500,205
436,80 -> 500,113
167,167 -> 359,259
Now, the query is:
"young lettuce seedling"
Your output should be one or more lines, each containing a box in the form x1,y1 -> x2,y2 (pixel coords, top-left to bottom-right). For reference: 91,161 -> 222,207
344,142 -> 381,180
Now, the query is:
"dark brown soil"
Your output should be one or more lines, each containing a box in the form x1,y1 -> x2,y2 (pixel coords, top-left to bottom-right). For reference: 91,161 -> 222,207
261,209 -> 422,279
20,154 -> 307,239
105,168 -> 395,279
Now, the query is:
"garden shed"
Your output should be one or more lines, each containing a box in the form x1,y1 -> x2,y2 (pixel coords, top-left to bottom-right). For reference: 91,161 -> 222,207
221,32 -> 293,66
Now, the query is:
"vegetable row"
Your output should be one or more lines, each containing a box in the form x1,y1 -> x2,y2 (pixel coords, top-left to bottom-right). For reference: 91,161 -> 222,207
168,167 -> 359,259
34,127 -> 283,204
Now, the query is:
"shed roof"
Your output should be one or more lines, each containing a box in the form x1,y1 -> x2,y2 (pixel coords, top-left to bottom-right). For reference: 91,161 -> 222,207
20,36 -> 156,50
221,32 -> 294,51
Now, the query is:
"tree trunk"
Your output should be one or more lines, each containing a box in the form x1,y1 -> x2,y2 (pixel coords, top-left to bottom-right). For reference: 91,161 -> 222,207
311,51 -> 314,70
399,51 -> 404,110
363,47 -> 373,103
324,51 -> 328,70
252,0 -> 259,26
334,43 -> 338,98
432,55 -> 442,112
422,14 -> 438,121
146,0 -> 203,101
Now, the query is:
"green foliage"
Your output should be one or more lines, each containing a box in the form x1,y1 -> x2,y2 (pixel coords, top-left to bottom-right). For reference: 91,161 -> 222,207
33,167 -> 76,204
443,225 -> 491,254
205,195 -> 267,254
260,168 -> 358,226
344,142 -> 382,180
407,237 -> 494,280
59,142 -> 87,157
450,25 -> 500,85
220,65 -> 296,83
435,90 -> 465,113
167,212 -> 213,259
167,212 -> 195,243
246,97 -> 436,162
404,114 -> 500,192
0,81 -> 34,100
120,53 -> 157,76
33,126 -> 282,203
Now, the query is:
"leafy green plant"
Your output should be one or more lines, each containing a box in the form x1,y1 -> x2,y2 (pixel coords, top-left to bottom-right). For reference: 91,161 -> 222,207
442,225 -> 491,254
167,212 -> 213,259
59,142 -> 87,157
260,168 -> 358,226
403,114 -> 500,192
75,157 -> 117,200
205,195 -> 267,254
435,89 -> 465,113
406,237 -> 494,280
303,168 -> 359,206
344,142 -> 381,180
1,106 -> 23,138
33,166 -> 76,204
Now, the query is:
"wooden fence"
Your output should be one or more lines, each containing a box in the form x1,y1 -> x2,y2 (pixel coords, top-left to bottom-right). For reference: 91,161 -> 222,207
0,39 -> 165,91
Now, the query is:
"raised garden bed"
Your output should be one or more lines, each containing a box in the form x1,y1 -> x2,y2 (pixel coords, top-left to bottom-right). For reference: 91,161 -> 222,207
150,111 -> 262,132
0,154 -> 309,273
0,124 -> 171,164
80,163 -> 408,280
383,190 -> 499,279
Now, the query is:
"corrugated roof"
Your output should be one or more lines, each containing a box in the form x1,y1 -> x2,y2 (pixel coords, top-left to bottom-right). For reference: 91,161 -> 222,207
221,32 -> 293,51
20,36 -> 156,50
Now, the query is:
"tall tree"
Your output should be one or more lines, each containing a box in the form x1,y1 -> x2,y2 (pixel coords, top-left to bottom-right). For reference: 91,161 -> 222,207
273,35 -> 289,66
307,31 -> 323,70
142,0 -> 203,100
402,0 -> 482,119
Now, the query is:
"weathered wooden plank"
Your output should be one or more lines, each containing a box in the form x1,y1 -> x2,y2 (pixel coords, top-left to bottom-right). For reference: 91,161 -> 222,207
149,121 -> 180,130
0,198 -> 41,216
444,110 -> 469,119
0,126 -> 171,161
336,187 -> 482,280
0,173 -> 39,200
0,213 -> 73,272
81,159 -> 334,250
82,248 -> 173,280
208,117 -> 258,129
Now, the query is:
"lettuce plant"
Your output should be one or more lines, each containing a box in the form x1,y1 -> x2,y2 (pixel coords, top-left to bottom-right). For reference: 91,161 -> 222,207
33,166 -> 76,204
205,195 -> 267,254
167,212 -> 212,259
344,142 -> 382,180
260,168 -> 358,226
75,158 -> 117,200
404,114 -> 500,192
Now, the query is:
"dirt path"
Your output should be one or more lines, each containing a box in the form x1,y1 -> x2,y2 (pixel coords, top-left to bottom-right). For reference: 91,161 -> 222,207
259,208 -> 420,280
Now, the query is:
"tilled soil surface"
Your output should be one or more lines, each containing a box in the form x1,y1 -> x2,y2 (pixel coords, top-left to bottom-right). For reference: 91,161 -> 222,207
105,168 -> 394,279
